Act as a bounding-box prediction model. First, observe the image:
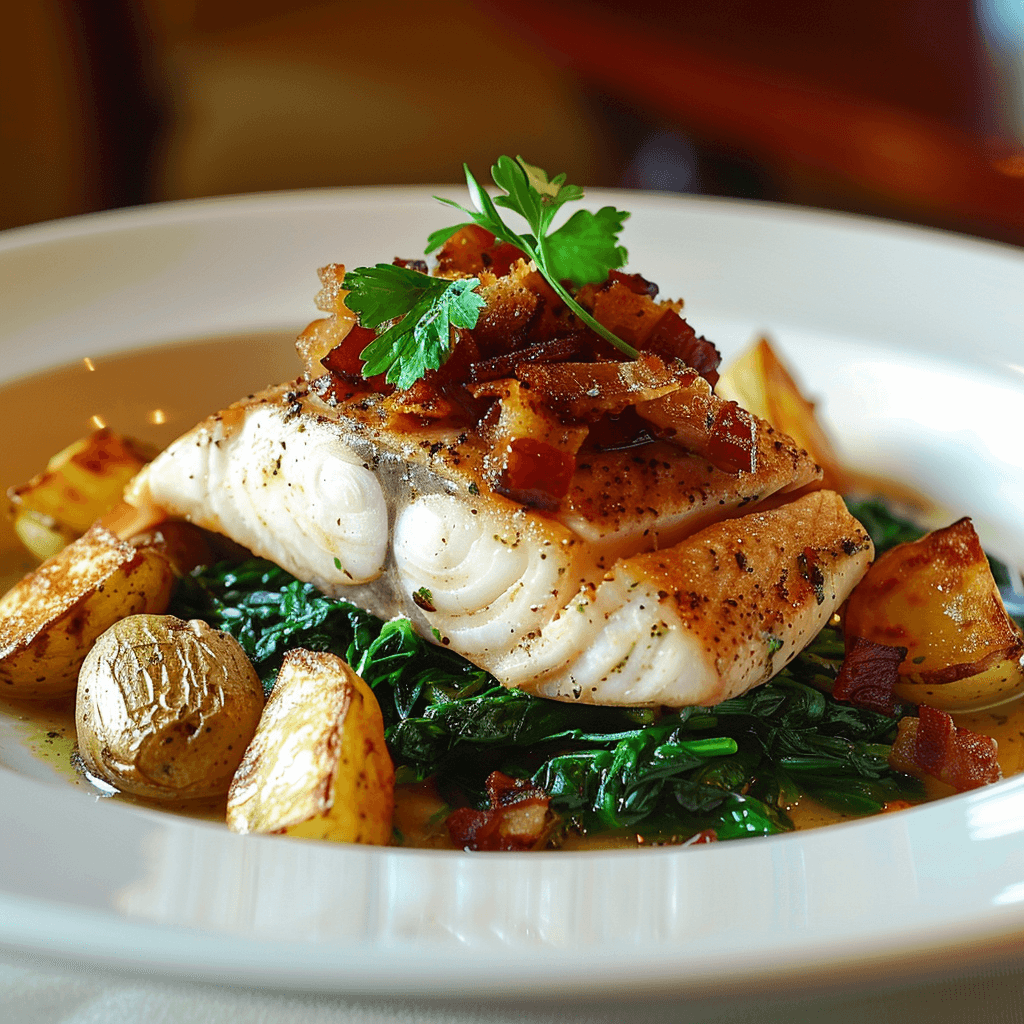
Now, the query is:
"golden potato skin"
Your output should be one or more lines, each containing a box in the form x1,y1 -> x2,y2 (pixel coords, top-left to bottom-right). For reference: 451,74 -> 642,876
227,648 -> 395,845
76,614 -> 265,800
844,517 -> 1024,711
0,525 -> 176,700
8,429 -> 154,560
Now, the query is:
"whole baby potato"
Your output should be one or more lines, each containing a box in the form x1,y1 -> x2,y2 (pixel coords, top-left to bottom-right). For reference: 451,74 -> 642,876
76,614 -> 264,800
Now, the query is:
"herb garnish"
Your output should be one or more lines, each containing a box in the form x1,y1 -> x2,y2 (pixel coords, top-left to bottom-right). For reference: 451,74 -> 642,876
341,156 -> 636,390
428,156 -> 636,357
343,265 -> 486,389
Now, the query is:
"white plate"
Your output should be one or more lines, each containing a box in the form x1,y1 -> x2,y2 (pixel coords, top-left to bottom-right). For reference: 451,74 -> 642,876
2,189 -> 1024,998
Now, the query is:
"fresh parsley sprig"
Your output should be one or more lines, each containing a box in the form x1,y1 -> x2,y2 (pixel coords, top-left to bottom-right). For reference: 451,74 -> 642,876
342,264 -> 486,389
340,156 -> 635,389
428,156 -> 638,358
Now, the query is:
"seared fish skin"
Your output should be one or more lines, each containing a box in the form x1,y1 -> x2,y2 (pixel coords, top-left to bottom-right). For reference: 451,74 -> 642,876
499,489 -> 872,706
129,381 -> 870,707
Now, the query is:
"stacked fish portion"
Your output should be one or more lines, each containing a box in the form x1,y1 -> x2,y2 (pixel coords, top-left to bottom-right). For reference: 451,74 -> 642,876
129,247 -> 872,707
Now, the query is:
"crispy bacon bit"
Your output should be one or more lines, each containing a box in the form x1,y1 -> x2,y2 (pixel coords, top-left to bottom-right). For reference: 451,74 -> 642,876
704,401 -> 757,474
915,704 -> 957,776
446,771 -> 555,851
589,281 -> 669,349
642,310 -> 721,386
471,262 -> 543,355
606,269 -> 659,297
833,636 -> 907,715
435,225 -> 527,278
312,262 -> 350,316
472,378 -> 587,507
482,242 -> 526,278
434,225 -> 496,276
469,335 -> 588,384
889,705 -> 1002,792
321,324 -> 374,381
392,257 -> 429,273
519,270 -> 575,344
682,828 -> 718,845
320,325 -> 395,394
635,376 -> 757,474
515,354 -> 689,421
575,277 -> 722,383
295,263 -> 360,380
496,438 -> 576,510
384,330 -> 487,423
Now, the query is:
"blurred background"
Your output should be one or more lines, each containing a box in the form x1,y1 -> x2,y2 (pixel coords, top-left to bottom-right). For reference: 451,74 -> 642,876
3,0 -> 1024,243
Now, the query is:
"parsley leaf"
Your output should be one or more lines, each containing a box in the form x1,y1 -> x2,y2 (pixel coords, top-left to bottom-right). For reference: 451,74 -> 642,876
343,264 -> 485,389
344,155 -> 635,391
432,163 -> 527,252
429,156 -> 638,358
424,221 -> 473,254
544,207 -> 630,287
492,155 -> 583,238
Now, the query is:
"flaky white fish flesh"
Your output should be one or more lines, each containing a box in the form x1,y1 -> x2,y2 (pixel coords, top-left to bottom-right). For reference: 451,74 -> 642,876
128,380 -> 872,706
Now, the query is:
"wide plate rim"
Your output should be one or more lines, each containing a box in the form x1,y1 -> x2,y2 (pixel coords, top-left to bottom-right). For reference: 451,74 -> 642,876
2,187 -> 1024,997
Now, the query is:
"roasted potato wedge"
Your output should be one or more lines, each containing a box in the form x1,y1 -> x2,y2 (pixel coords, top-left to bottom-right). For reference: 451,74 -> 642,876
844,517 -> 1024,711
77,614 -> 265,800
227,648 -> 395,844
0,524 -> 176,699
716,337 -> 852,492
8,429 -> 154,560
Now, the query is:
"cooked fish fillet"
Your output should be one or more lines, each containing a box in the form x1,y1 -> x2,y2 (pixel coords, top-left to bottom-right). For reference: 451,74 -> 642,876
497,489 -> 872,705
128,380 -> 870,706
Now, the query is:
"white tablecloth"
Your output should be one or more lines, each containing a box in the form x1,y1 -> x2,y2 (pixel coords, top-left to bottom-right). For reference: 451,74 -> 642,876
5,954 -> 1024,1024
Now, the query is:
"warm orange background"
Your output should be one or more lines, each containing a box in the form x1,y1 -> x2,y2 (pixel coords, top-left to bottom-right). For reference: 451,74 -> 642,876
2,1 -> 1023,241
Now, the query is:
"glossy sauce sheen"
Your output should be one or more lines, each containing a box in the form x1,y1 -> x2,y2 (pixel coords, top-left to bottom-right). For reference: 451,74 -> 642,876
1,334 -> 1023,846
